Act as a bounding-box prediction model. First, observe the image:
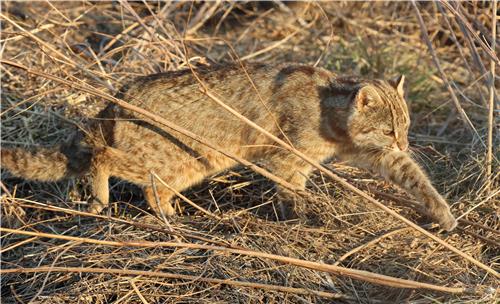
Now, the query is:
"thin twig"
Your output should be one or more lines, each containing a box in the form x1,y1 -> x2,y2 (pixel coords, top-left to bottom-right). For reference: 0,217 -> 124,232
411,1 -> 479,137
0,266 -> 349,300
455,227 -> 500,248
0,227 -> 477,294
459,219 -> 500,236
150,171 -> 222,220
129,280 -> 150,304
239,29 -> 301,61
485,0 -> 497,193
5,198 -> 234,248
333,227 -> 412,266
439,0 -> 500,66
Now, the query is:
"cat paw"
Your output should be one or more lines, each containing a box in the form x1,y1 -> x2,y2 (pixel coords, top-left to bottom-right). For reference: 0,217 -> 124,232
439,215 -> 458,232
152,201 -> 176,218
88,198 -> 106,214
88,203 -> 104,214
429,203 -> 457,231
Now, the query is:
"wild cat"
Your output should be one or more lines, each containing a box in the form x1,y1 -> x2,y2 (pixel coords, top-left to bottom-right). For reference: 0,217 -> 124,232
1,63 -> 457,231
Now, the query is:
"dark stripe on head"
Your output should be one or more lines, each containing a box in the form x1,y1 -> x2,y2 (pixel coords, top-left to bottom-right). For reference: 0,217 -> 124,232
371,80 -> 410,138
279,65 -> 316,77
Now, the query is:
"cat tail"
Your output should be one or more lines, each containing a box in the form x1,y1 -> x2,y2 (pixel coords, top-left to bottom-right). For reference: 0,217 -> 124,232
1,143 -> 93,182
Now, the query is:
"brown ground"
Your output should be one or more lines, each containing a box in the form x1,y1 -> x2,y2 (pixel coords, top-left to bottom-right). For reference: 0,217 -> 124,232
0,2 -> 498,303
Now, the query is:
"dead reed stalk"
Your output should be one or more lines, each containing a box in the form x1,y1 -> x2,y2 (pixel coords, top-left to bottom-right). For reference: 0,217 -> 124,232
0,227 -> 476,294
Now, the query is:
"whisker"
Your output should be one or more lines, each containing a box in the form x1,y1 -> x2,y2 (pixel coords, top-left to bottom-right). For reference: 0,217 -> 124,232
409,147 -> 433,171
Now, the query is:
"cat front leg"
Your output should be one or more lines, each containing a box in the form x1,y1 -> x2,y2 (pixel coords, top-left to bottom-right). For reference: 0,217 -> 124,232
358,150 -> 457,231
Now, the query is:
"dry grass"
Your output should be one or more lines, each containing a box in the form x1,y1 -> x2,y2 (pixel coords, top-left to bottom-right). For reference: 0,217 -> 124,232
1,1 -> 498,303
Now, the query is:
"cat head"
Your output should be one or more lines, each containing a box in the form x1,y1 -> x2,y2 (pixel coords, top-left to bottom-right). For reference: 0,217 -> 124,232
347,76 -> 410,152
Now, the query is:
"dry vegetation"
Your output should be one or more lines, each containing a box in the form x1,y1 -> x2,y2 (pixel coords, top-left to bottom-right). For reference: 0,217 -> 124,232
0,1 -> 498,303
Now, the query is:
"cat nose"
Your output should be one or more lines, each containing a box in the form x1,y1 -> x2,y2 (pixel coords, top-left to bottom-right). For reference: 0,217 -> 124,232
397,140 -> 408,152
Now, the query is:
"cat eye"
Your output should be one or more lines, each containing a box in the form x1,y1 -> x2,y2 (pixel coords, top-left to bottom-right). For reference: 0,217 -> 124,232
383,130 -> 395,136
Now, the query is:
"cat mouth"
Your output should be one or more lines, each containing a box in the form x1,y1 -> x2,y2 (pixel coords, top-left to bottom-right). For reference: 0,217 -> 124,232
391,142 -> 408,152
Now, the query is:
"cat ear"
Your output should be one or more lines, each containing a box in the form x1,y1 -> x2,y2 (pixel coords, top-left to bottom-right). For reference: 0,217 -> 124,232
390,75 -> 405,97
355,85 -> 381,111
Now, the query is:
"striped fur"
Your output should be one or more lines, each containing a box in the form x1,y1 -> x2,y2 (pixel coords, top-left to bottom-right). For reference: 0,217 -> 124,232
1,63 -> 457,230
